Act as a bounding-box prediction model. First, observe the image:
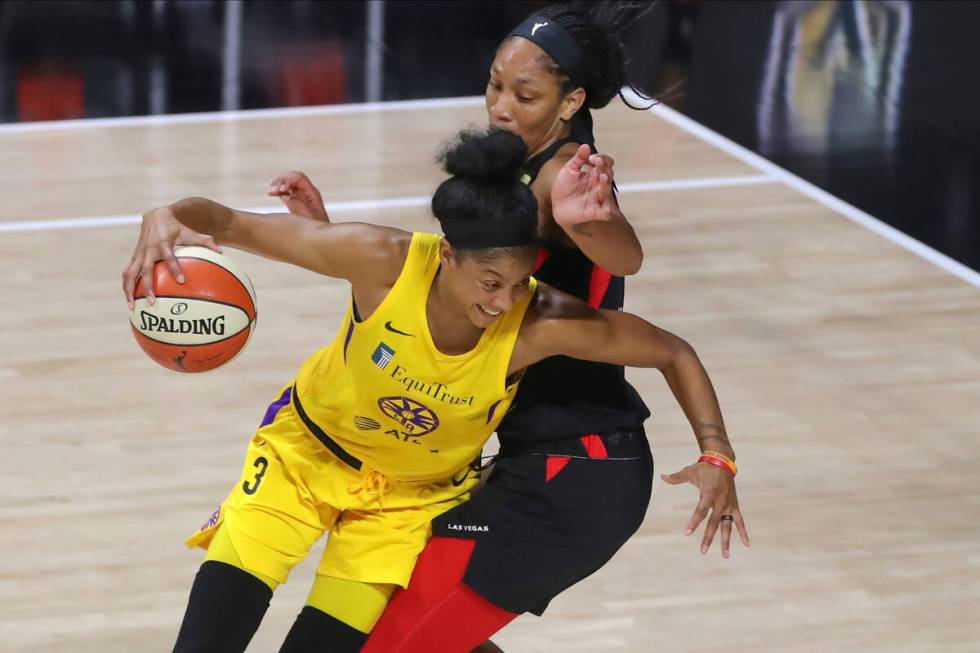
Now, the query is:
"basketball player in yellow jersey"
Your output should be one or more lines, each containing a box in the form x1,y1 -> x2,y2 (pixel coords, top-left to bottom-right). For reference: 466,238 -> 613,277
122,129 -> 747,653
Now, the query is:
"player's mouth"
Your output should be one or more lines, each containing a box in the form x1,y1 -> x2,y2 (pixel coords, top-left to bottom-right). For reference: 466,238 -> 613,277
477,304 -> 502,317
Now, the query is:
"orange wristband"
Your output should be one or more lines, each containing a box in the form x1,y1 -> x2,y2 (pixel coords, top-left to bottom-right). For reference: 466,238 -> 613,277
701,450 -> 735,465
698,454 -> 737,476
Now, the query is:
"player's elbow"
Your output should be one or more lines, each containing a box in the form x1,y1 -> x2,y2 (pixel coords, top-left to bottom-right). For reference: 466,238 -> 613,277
677,336 -> 697,357
622,249 -> 643,276
607,243 -> 643,277
669,337 -> 700,371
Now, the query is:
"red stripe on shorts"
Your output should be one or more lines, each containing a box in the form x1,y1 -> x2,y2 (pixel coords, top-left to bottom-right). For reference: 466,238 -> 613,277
545,455 -> 571,482
580,433 -> 609,459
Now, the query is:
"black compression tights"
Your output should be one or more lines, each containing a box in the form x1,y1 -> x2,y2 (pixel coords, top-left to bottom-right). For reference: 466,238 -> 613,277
279,605 -> 368,652
172,561 -> 272,653
171,561 -> 367,653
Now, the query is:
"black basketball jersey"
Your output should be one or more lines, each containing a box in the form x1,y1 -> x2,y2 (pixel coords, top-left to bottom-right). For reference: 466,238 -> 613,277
498,130 -> 650,441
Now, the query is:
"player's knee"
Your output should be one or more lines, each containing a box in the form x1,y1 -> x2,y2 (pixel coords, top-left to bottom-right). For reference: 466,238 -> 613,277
203,524 -> 279,592
279,605 -> 384,653
279,606 -> 368,653
306,574 -> 396,633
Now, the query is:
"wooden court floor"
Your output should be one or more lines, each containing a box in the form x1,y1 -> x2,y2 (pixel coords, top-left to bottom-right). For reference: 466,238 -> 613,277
1,99 -> 978,652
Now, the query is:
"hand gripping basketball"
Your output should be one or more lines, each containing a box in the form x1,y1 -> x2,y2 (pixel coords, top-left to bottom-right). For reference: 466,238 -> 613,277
123,208 -> 257,373
122,207 -> 222,308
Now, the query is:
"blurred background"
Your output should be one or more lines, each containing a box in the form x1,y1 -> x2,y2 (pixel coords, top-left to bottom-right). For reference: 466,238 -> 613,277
1,0 -> 977,271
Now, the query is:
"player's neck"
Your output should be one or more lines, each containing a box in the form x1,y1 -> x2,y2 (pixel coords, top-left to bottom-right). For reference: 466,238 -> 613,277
527,123 -> 572,160
426,270 -> 484,354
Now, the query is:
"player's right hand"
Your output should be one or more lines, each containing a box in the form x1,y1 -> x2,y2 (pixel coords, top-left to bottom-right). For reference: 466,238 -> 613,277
121,207 -> 221,309
660,461 -> 750,559
267,170 -> 329,221
552,144 -> 615,227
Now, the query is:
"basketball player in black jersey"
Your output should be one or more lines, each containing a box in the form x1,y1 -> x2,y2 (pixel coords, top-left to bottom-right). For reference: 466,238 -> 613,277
270,5 -> 748,651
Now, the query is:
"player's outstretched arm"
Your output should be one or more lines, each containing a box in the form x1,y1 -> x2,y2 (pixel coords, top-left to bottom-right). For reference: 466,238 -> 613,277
515,286 -> 750,558
516,285 -> 701,371
122,197 -> 407,306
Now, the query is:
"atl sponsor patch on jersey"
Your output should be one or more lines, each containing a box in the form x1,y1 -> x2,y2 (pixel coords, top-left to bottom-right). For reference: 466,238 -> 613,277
378,395 -> 440,436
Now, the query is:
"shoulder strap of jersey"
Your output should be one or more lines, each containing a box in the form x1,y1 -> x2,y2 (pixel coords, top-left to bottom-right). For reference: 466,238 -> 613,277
402,232 -> 441,280
521,138 -> 576,186
355,232 -> 439,324
520,136 -> 604,187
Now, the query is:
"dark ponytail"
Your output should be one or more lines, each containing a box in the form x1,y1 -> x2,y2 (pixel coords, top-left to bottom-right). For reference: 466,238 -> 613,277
432,129 -> 539,251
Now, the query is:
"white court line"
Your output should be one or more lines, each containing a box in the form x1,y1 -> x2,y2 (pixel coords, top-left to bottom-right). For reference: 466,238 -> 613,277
627,91 -> 980,289
0,96 -> 486,134
618,176 -> 774,192
0,175 -> 774,234
7,89 -> 975,291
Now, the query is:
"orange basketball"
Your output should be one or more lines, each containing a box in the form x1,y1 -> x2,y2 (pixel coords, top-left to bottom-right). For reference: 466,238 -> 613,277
129,246 -> 257,372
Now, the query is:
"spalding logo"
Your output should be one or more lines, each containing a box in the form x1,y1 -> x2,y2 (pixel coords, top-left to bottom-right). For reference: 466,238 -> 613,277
131,296 -> 250,346
140,311 -> 227,335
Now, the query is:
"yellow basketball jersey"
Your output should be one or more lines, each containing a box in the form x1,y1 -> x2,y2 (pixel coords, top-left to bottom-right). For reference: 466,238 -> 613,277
293,232 -> 536,482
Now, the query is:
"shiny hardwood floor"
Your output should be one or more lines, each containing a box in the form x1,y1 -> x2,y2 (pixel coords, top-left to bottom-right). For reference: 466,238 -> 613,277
1,99 -> 978,652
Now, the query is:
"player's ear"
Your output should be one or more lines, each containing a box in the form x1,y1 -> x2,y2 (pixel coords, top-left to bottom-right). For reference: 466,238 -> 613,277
439,238 -> 458,268
560,87 -> 586,122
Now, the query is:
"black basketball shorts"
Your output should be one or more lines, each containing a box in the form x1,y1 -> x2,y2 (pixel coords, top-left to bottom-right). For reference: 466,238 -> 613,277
431,429 -> 653,615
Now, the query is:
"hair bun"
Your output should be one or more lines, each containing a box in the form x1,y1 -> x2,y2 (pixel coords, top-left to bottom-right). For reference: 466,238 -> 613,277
439,129 -> 528,184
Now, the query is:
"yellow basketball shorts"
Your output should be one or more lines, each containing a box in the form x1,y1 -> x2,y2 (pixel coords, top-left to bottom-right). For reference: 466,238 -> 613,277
186,384 -> 480,588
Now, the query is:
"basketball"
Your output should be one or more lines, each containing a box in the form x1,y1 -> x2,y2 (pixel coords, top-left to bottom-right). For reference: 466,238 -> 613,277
129,246 -> 257,372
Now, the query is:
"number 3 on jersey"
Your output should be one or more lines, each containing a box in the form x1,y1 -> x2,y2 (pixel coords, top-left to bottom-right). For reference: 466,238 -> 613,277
242,456 -> 269,495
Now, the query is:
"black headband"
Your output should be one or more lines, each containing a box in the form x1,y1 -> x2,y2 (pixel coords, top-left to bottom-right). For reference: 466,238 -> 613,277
441,215 -> 539,250
507,15 -> 586,88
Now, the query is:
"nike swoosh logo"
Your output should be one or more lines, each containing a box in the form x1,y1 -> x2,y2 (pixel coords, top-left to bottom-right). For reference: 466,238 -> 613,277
451,460 -> 482,486
384,321 -> 415,337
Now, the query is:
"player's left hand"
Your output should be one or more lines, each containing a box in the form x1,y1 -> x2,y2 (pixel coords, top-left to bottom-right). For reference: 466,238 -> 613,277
551,144 -> 616,226
660,461 -> 750,559
267,170 -> 329,221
